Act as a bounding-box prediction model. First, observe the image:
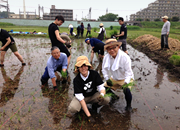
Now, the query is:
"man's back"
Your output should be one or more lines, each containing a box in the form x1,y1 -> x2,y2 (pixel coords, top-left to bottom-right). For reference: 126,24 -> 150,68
90,38 -> 104,47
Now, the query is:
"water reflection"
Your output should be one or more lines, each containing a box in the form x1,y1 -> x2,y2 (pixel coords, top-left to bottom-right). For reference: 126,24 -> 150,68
0,66 -> 24,107
95,61 -> 104,80
154,65 -> 164,89
41,83 -> 69,124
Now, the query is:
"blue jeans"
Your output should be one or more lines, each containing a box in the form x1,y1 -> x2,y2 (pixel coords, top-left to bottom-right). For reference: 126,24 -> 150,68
41,66 -> 64,82
70,28 -> 73,35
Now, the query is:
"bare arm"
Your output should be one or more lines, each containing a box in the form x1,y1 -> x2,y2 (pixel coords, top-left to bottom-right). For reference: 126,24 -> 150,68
55,30 -> 66,44
1,37 -> 11,50
116,31 -> 124,37
51,77 -> 57,86
80,99 -> 91,117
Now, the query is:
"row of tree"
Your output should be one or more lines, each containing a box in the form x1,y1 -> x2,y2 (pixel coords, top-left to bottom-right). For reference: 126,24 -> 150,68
136,16 -> 180,22
97,13 -> 180,22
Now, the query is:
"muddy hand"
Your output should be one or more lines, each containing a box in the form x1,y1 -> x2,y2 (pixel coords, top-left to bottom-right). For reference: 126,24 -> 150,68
106,79 -> 113,86
97,95 -> 104,102
87,116 -> 95,123
61,70 -> 67,78
65,41 -> 71,48
0,47 -> 5,51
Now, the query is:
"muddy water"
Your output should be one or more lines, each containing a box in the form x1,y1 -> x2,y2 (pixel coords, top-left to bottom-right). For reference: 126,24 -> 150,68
0,38 -> 179,130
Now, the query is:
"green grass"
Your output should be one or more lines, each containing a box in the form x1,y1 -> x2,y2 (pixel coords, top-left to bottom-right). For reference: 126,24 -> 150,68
169,55 -> 180,66
141,21 -> 180,29
0,22 -> 15,26
1,22 -> 180,41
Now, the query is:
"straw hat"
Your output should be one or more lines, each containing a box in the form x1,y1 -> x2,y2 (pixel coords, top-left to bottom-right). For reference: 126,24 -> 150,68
104,39 -> 122,50
99,23 -> 104,26
74,56 -> 92,72
162,16 -> 168,20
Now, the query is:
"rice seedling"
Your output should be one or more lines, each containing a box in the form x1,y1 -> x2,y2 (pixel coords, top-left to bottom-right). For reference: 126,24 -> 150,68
28,106 -> 31,113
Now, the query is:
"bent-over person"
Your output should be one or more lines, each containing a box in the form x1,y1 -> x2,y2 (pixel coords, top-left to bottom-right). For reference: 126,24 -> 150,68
41,46 -> 68,91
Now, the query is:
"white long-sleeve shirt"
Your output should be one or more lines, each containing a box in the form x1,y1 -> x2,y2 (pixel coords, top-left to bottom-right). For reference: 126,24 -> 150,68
98,27 -> 106,36
102,49 -> 134,84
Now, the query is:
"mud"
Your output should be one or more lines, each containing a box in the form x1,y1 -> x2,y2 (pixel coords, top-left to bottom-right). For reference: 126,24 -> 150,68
0,38 -> 180,130
128,38 -> 180,79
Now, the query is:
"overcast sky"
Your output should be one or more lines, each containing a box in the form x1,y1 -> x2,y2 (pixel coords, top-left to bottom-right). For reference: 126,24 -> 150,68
1,0 -> 156,20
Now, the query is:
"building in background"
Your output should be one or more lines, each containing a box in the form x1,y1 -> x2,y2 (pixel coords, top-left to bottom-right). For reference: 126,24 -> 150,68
43,5 -> 73,21
130,0 -> 180,21
9,14 -> 39,19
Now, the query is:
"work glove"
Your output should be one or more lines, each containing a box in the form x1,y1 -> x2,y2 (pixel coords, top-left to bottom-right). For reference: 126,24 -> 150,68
106,79 -> 113,86
53,86 -> 58,91
65,41 -> 71,48
87,116 -> 95,123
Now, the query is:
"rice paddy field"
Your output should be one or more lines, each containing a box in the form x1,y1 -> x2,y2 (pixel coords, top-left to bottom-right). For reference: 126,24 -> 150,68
0,37 -> 180,130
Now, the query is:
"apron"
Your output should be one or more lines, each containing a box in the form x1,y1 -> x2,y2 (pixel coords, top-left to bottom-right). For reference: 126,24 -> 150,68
97,28 -> 104,41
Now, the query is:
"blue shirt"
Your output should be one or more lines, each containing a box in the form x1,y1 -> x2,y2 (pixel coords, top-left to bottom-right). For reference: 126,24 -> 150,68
47,52 -> 68,79
90,38 -> 104,47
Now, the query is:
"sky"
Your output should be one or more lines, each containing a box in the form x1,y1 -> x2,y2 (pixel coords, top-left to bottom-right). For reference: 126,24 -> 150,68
1,0 -> 156,20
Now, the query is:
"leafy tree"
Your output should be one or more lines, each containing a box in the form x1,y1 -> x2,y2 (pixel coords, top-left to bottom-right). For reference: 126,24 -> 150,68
171,16 -> 179,22
145,19 -> 150,21
136,18 -> 143,21
98,13 -> 118,21
81,17 -> 89,21
154,18 -> 161,22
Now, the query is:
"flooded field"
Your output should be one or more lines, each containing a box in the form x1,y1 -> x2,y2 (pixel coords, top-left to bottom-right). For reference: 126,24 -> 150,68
0,38 -> 180,130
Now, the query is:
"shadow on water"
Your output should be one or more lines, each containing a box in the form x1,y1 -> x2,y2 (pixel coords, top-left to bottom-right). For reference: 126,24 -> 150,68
0,38 -> 179,129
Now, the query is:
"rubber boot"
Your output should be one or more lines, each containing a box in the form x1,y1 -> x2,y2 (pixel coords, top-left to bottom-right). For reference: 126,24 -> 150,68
41,78 -> 47,86
92,103 -> 101,113
123,88 -> 132,111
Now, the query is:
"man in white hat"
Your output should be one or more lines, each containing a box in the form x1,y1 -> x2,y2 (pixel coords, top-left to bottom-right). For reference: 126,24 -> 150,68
102,39 -> 134,111
161,16 -> 170,49
68,56 -> 110,122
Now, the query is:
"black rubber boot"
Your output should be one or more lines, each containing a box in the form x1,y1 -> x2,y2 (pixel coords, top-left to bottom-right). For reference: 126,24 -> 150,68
123,88 -> 132,111
92,103 -> 101,113
41,78 -> 47,86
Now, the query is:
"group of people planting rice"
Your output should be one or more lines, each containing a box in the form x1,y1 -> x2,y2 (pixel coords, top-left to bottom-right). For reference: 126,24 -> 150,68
41,15 -> 134,122
0,14 -> 170,123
